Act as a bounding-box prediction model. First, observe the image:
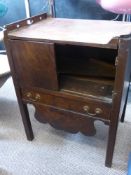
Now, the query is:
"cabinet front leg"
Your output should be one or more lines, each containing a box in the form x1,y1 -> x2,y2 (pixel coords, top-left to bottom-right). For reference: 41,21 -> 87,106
19,102 -> 34,141
105,119 -> 118,167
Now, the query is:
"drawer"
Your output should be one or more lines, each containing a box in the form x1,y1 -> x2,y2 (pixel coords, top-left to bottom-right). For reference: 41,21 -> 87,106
22,89 -> 111,120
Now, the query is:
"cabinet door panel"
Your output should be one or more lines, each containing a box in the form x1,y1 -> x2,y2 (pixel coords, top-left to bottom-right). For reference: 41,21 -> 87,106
10,40 -> 58,90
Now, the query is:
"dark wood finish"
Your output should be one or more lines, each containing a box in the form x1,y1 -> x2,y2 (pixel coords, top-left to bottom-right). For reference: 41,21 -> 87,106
9,40 -> 58,90
35,104 -> 96,136
4,36 -> 34,141
5,13 -> 47,31
105,39 -> 131,167
4,13 -> 131,167
22,88 -> 111,121
7,16 -> 129,49
59,75 -> 113,100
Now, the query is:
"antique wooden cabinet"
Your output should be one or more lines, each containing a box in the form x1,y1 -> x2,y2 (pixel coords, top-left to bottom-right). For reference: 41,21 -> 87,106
4,13 -> 131,167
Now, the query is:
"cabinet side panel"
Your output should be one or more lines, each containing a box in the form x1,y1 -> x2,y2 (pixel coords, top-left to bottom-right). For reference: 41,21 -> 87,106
118,39 -> 131,118
9,40 -> 58,90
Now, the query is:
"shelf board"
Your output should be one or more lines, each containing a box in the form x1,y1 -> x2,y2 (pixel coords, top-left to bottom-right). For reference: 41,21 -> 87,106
60,75 -> 114,102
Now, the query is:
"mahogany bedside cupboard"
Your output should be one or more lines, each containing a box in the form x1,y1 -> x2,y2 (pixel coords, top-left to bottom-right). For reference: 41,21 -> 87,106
4,13 -> 131,167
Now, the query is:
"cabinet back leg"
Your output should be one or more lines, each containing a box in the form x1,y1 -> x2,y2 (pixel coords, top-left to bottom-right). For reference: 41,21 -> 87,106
121,82 -> 130,123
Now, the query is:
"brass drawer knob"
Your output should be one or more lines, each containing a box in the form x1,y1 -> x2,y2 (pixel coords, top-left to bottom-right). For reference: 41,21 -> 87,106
83,105 -> 90,112
26,92 -> 32,98
26,92 -> 40,102
83,105 -> 102,116
95,108 -> 103,114
35,93 -> 40,100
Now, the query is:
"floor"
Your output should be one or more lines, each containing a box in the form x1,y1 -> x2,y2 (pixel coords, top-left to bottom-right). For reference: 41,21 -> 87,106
0,77 -> 131,175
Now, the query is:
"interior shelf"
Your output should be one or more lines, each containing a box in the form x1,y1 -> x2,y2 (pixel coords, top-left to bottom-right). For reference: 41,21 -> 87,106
59,74 -> 114,101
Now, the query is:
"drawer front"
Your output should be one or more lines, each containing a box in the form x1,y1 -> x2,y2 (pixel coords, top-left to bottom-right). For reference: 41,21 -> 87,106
22,89 -> 111,120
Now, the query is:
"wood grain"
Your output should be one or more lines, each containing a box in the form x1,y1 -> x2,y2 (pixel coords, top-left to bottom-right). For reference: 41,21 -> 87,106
34,104 -> 97,136
8,17 -> 131,47
9,40 -> 58,90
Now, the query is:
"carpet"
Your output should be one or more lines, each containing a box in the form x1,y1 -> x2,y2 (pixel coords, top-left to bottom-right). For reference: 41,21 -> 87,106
0,77 -> 131,175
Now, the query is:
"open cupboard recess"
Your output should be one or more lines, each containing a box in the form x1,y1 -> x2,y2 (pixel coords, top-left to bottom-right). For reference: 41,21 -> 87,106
55,44 -> 118,101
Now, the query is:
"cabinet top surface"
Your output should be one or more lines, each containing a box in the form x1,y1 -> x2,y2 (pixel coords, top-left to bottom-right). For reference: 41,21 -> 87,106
7,17 -> 131,45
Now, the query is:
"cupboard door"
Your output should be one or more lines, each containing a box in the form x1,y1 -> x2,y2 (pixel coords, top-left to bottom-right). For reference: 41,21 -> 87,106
10,40 -> 58,90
